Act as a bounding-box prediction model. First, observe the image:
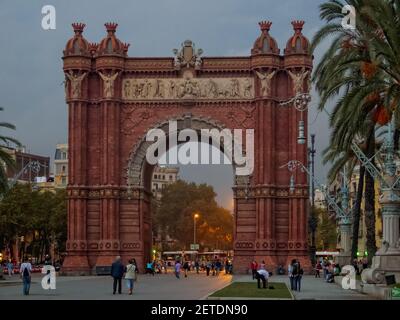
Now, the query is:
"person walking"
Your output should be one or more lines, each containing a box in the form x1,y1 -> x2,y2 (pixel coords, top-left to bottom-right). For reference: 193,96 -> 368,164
111,256 -> 125,294
206,260 -> 211,276
195,260 -> 200,274
315,261 -> 322,278
7,260 -> 13,278
20,257 -> 32,295
288,259 -> 296,290
174,260 -> 181,279
183,260 -> 190,278
215,259 -> 222,276
294,260 -> 303,291
250,260 -> 258,280
125,259 -> 137,295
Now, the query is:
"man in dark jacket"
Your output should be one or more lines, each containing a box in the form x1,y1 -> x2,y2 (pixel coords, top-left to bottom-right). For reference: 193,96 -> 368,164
111,256 -> 125,294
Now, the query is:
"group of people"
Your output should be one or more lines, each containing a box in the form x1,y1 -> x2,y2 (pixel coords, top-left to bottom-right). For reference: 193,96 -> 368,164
288,259 -> 304,291
352,257 -> 369,275
111,256 -> 139,295
172,258 -> 232,279
315,260 -> 341,283
250,260 -> 270,289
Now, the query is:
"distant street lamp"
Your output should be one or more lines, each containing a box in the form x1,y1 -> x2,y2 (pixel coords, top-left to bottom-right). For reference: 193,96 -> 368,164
193,213 -> 200,248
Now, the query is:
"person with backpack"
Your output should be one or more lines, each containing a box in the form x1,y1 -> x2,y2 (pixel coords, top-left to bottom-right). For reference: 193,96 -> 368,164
20,257 -> 32,295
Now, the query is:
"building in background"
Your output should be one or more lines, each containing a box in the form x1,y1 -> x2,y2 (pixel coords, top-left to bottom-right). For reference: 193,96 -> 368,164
151,166 -> 179,248
54,144 -> 68,188
314,188 -> 326,209
151,166 -> 179,200
3,146 -> 49,183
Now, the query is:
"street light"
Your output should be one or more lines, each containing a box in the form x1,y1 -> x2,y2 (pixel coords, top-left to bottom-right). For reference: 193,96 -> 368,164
193,213 -> 200,248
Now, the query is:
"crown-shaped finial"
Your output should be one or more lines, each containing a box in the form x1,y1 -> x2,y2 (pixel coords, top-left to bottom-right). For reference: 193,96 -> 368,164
292,20 -> 305,32
259,21 -> 272,32
89,42 -> 99,53
72,23 -> 86,34
123,42 -> 130,52
105,22 -> 118,33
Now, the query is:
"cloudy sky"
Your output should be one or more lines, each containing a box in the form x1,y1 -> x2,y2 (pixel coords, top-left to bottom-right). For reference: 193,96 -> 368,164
0,0 -> 333,209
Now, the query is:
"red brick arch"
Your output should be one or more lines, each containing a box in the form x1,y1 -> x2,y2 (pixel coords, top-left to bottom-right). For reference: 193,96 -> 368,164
62,20 -> 312,274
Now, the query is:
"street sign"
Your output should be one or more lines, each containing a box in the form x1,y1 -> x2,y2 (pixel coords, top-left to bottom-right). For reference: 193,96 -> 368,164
190,244 -> 199,250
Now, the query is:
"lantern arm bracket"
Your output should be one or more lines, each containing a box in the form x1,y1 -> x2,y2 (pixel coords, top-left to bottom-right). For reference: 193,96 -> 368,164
280,160 -> 350,221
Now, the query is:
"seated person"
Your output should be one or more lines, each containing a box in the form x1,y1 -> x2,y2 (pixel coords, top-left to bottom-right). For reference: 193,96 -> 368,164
255,267 -> 269,289
333,264 -> 341,276
277,265 -> 285,275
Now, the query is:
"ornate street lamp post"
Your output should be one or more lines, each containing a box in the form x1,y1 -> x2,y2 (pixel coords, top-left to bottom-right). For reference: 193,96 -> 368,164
193,213 -> 200,248
351,117 -> 400,283
281,160 -> 352,265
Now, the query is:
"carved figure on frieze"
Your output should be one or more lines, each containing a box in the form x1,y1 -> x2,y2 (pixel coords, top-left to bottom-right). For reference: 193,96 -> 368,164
288,67 -> 309,95
141,80 -> 152,98
230,79 -> 240,97
66,71 -> 87,99
123,79 -> 131,98
243,78 -> 253,98
169,80 -> 176,98
154,80 -> 165,98
206,79 -> 218,98
99,71 -> 119,98
256,70 -> 276,97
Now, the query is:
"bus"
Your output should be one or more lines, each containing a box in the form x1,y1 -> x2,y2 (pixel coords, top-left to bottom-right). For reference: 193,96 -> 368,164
161,251 -> 198,266
316,251 -> 339,263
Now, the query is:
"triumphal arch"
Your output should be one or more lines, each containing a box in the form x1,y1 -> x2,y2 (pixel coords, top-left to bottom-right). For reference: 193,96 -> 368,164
62,20 -> 312,274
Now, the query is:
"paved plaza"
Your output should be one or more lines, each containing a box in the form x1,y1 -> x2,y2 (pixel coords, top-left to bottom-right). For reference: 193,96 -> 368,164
0,272 -> 372,300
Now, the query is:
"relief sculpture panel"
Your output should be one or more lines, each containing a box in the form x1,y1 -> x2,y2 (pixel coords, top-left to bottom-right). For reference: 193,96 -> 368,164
122,77 -> 254,100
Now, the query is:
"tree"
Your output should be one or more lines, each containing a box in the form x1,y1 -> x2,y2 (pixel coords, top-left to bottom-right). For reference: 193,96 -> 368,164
0,184 -> 67,262
154,180 -> 233,251
0,107 -> 21,195
315,207 -> 338,251
310,0 -> 400,261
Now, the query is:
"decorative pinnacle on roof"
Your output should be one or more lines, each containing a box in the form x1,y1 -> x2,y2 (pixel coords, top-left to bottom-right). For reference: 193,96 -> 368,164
72,23 -> 86,34
292,20 -> 305,33
105,22 -> 118,33
259,21 -> 272,32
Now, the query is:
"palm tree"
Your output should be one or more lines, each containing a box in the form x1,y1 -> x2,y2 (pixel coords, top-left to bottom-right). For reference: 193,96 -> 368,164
310,0 -> 394,261
0,107 -> 20,194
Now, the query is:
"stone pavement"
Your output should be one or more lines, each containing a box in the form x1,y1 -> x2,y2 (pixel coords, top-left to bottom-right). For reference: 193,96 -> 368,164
234,275 -> 374,300
0,272 -> 375,300
0,272 -> 232,300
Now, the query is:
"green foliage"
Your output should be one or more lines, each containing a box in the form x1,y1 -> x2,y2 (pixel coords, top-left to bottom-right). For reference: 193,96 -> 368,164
0,107 -> 21,195
154,180 -> 233,251
210,282 -> 292,299
315,207 -> 338,251
0,184 -> 67,261
310,0 -> 400,259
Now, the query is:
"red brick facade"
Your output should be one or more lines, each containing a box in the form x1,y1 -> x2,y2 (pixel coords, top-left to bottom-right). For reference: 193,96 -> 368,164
62,21 -> 312,274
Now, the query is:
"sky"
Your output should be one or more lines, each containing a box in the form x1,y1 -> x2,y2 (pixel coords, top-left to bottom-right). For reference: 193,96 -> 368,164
0,0 -> 333,209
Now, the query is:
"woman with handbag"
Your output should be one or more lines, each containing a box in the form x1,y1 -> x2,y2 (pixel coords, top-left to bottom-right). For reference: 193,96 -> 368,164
125,259 -> 137,295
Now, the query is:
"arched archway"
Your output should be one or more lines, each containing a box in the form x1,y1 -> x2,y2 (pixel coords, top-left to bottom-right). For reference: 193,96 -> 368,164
124,116 -> 249,266
62,21 -> 312,274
